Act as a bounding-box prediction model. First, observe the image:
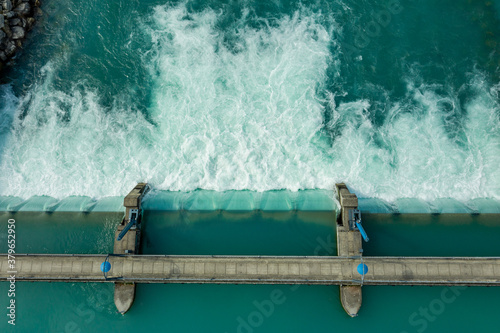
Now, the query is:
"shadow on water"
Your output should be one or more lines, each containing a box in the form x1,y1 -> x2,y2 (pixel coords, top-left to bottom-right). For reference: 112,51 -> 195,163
362,213 -> 500,257
140,209 -> 500,257
141,210 -> 337,256
0,211 -> 122,254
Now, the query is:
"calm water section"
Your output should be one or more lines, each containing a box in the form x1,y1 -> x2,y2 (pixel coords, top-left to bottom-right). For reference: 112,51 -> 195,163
1,211 -> 499,333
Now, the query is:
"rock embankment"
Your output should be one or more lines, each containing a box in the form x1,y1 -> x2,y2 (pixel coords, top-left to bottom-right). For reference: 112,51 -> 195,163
0,0 -> 41,70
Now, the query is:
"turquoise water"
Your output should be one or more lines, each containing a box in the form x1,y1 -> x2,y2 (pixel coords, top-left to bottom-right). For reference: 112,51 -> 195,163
2,282 -> 499,333
0,212 -> 120,254
1,0 -> 500,332
2,211 -> 500,332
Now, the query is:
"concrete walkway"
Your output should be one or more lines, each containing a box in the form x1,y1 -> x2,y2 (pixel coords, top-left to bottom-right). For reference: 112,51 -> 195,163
2,254 -> 499,286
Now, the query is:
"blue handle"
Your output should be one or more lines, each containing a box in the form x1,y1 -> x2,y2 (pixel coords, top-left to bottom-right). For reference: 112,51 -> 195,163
117,218 -> 136,241
356,222 -> 369,242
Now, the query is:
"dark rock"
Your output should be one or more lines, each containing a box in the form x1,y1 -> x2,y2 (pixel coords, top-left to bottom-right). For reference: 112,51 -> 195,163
11,25 -> 24,39
9,18 -> 20,26
1,0 -> 12,11
0,0 -> 38,69
26,16 -> 33,29
2,23 -> 12,38
5,40 -> 16,55
13,2 -> 29,15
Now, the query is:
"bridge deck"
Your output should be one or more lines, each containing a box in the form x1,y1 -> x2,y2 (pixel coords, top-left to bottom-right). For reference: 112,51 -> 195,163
2,254 -> 500,286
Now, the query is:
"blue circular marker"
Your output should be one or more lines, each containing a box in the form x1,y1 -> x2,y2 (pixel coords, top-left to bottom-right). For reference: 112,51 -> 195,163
357,263 -> 368,275
100,261 -> 111,273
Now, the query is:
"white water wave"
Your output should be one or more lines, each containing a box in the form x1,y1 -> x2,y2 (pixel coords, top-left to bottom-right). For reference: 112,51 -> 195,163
0,3 -> 498,203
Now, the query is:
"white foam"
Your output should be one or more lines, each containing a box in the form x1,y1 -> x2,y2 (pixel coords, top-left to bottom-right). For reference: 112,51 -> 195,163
0,5 -> 337,198
0,3 -> 498,204
141,5 -> 336,193
0,84 -> 17,153
327,74 -> 500,201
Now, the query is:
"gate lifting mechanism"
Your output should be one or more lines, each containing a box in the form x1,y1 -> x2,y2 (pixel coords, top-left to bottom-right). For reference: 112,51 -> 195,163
348,209 -> 369,242
117,209 -> 139,241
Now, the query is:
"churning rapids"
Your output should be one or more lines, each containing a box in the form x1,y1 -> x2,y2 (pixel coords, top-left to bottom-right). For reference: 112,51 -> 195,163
0,0 -> 499,203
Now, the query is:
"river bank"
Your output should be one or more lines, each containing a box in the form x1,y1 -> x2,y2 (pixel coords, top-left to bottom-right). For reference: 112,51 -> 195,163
0,0 -> 41,71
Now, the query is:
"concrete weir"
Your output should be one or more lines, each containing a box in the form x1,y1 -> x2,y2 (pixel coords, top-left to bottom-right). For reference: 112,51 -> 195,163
336,183 -> 363,317
113,183 -> 149,314
2,183 -> 500,317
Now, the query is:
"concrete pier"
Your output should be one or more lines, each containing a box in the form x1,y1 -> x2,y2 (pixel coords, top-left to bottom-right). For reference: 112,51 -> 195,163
113,183 -> 149,314
336,183 -> 363,317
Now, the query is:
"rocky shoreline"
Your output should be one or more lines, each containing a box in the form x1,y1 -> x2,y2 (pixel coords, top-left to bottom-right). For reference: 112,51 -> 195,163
0,0 -> 41,71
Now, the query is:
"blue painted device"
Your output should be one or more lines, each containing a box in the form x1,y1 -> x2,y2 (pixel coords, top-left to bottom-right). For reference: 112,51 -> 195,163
349,209 -> 369,242
357,263 -> 368,275
100,261 -> 111,273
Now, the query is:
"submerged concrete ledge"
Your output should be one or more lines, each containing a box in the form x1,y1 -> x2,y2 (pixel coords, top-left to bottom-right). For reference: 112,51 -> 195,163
2,195 -> 499,213
140,189 -> 337,211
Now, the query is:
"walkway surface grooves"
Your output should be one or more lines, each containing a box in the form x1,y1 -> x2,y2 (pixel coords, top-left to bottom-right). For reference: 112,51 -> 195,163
2,254 -> 499,286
